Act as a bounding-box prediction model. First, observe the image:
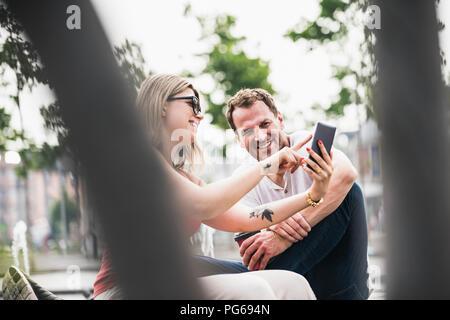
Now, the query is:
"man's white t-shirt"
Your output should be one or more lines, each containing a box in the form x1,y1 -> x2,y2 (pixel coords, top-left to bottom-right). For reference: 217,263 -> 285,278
234,130 -> 314,208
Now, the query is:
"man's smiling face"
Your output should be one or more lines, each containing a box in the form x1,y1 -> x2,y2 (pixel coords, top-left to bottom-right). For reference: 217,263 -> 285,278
232,100 -> 287,160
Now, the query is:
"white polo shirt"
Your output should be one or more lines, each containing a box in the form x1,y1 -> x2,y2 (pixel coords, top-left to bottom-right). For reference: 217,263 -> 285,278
234,130 -> 314,208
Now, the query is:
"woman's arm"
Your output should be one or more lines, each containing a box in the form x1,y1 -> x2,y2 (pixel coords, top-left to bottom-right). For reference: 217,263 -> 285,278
203,191 -> 312,232
204,140 -> 334,232
162,146 -> 304,221
159,136 -> 311,221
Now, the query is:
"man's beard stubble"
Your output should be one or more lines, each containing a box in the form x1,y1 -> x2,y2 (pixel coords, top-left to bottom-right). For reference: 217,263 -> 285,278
248,130 -> 282,161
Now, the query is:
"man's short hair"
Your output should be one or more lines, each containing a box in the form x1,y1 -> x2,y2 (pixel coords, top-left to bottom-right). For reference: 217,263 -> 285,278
226,88 -> 278,131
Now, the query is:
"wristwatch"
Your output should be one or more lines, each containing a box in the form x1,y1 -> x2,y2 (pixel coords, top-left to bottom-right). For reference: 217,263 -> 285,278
306,192 -> 323,208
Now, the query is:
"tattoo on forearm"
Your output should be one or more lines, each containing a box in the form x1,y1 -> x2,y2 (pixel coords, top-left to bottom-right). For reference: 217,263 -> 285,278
249,206 -> 274,222
263,163 -> 271,171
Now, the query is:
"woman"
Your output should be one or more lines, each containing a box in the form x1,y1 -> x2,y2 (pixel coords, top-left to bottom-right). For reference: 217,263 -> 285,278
93,74 -> 334,300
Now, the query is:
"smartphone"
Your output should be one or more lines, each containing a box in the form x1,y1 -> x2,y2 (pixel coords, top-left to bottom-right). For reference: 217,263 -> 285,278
234,231 -> 261,270
307,122 -> 336,169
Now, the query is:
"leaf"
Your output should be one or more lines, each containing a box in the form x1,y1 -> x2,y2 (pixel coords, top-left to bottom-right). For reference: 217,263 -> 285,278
187,12 -> 275,131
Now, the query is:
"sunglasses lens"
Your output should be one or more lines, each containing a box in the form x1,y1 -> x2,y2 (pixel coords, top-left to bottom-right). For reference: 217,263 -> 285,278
167,96 -> 201,115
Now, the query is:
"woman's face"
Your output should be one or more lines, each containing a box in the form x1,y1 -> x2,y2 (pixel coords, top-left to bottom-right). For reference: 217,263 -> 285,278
164,87 -> 204,144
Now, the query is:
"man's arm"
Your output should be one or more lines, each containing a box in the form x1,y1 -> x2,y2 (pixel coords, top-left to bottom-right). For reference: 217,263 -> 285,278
233,148 -> 356,270
240,148 -> 357,270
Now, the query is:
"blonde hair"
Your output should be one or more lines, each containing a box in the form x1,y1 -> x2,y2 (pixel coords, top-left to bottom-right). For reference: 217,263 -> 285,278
136,74 -> 204,172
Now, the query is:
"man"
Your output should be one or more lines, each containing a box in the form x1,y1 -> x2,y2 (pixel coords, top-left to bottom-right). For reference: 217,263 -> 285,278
230,88 -> 369,299
199,88 -> 369,300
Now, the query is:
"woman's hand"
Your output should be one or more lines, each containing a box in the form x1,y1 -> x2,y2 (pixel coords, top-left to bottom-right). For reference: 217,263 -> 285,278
260,134 -> 312,176
301,140 -> 334,201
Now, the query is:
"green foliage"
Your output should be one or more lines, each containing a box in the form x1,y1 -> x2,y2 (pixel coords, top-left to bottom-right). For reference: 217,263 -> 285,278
285,0 -> 350,43
0,5 -> 46,155
2,4 -> 150,177
0,5 -> 48,91
113,39 -> 151,98
187,11 -> 275,130
36,40 -> 150,173
49,189 -> 79,239
40,102 -> 69,152
1,0 -> 149,177
0,107 -> 12,152
0,4 -> 59,177
285,0 -> 446,122
40,40 -> 149,146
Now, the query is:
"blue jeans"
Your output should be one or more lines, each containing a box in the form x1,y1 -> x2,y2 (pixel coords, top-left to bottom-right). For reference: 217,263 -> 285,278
193,183 -> 369,300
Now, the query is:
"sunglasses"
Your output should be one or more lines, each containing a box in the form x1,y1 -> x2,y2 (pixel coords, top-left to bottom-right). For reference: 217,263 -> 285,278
167,95 -> 202,116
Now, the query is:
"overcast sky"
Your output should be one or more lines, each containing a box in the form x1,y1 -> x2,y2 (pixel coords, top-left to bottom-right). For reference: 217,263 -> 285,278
4,0 -> 450,151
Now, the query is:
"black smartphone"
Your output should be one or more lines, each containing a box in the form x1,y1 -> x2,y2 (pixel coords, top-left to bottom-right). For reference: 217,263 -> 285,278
307,122 -> 336,169
233,231 -> 260,245
234,231 -> 261,269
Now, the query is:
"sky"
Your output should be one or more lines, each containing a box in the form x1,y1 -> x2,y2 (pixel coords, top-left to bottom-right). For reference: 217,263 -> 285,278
3,0 -> 450,153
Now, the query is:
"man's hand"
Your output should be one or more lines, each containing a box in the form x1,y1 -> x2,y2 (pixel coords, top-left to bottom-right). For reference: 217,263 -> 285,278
268,213 -> 311,243
240,230 -> 293,271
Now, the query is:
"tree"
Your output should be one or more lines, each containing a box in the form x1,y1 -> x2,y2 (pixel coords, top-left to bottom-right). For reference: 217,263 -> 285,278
1,3 -> 151,256
38,39 -> 151,256
0,5 -> 48,112
183,8 -> 276,160
285,0 -> 376,120
285,0 -> 446,121
113,39 -> 150,99
0,4 -> 52,237
1,3 -> 150,173
185,7 -> 275,131
49,189 -> 79,242
0,108 -> 13,153
38,39 -> 151,167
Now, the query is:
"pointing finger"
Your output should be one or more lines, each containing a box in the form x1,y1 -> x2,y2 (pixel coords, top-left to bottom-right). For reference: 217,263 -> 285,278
292,134 -> 312,152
